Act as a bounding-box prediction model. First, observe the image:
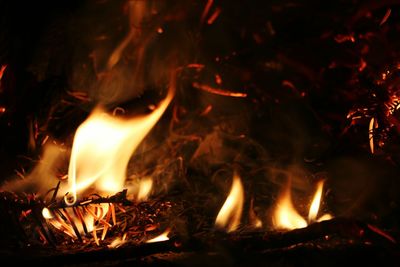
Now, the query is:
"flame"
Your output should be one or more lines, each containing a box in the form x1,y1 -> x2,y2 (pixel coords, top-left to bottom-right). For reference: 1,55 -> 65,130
137,177 -> 153,201
215,172 -> 244,232
273,180 -> 332,230
108,233 -> 127,248
64,85 -> 174,205
317,213 -> 333,222
308,180 -> 324,223
146,229 -> 170,243
272,182 -> 307,230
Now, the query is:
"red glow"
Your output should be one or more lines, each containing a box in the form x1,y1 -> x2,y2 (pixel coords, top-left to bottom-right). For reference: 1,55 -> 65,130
215,74 -> 222,85
201,0 -> 214,25
0,65 -> 7,81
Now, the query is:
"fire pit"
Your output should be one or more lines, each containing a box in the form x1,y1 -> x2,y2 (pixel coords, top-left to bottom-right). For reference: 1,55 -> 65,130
1,0 -> 400,266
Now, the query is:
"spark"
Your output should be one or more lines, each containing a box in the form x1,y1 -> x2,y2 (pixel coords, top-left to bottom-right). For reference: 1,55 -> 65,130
200,0 -> 214,25
369,117 -> 378,154
0,65 -> 7,81
207,7 -> 221,25
186,63 -> 205,70
193,82 -> 247,98
380,9 -> 391,26
215,74 -> 222,85
200,105 -> 213,116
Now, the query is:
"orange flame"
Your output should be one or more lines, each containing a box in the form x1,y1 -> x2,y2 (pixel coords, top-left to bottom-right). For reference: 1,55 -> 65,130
146,229 -> 170,243
64,85 -> 174,205
273,180 -> 332,230
215,172 -> 244,232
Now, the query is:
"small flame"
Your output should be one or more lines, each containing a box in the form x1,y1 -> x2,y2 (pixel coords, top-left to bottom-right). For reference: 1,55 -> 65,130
308,180 -> 323,223
215,172 -> 244,232
273,180 -> 332,230
137,177 -> 153,201
317,213 -> 333,222
108,233 -> 127,248
249,198 -> 262,228
146,229 -> 170,243
64,85 -> 174,205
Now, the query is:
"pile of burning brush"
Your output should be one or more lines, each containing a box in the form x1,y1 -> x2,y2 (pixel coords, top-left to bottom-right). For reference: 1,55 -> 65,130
0,0 -> 400,265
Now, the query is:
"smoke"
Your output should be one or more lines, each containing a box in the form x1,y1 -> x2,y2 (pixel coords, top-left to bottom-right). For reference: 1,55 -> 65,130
1,143 -> 69,197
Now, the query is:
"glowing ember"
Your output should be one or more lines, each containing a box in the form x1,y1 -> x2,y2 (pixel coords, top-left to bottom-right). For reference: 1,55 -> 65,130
42,207 -> 53,219
146,229 -> 170,243
273,180 -> 332,230
192,82 -> 247,98
215,74 -> 222,85
64,85 -> 174,205
215,172 -> 244,232
369,117 -> 378,154
43,204 -> 109,239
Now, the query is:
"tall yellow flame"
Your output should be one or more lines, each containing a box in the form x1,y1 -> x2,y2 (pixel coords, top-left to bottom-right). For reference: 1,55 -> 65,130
272,182 -> 307,230
215,172 -> 244,232
64,84 -> 174,205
